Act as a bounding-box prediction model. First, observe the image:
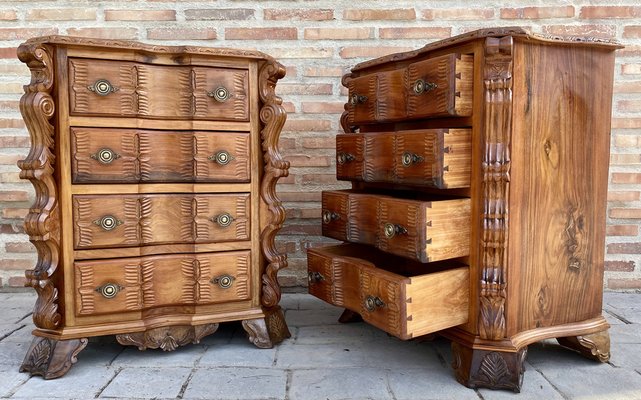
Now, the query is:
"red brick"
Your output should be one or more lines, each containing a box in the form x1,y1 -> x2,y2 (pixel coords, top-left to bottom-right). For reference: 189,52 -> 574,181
268,47 -> 333,59
0,259 -> 33,270
287,155 -> 331,167
2,208 -> 28,219
0,83 -> 23,94
279,223 -> 321,235
0,191 -> 29,201
305,28 -> 372,40
275,240 -> 297,254
283,120 -> 332,132
617,45 -> 641,58
580,6 -> 641,19
277,174 -> 295,184
6,242 -> 34,253
278,138 -> 296,150
614,81 -> 641,93
607,278 -> 641,290
622,64 -> 641,75
66,28 -> 139,39
301,102 -> 345,114
605,261 -> 635,272
624,26 -> 641,38
0,28 -> 58,40
609,208 -> 641,219
264,9 -> 333,21
607,242 -> 641,254
226,28 -> 297,40
302,174 -> 339,184
379,27 -> 451,39
185,9 -> 253,20
423,9 -> 494,20
0,48 -> 16,59
612,119 -> 641,129
542,24 -> 616,39
282,102 -> 296,113
500,6 -> 574,19
0,154 -> 23,165
105,10 -> 176,21
610,154 -> 641,165
304,66 -> 346,77
0,136 -> 29,148
8,276 -> 27,287
280,192 -> 322,202
608,191 -> 641,202
0,172 -> 21,183
26,8 -> 96,20
0,223 -> 24,234
611,173 -> 641,184
344,8 -> 416,21
277,83 -> 333,95
147,28 -> 216,40
0,10 -> 17,21
340,46 -> 413,59
301,137 -> 335,149
616,99 -> 641,113
0,100 -> 19,110
606,225 -> 639,236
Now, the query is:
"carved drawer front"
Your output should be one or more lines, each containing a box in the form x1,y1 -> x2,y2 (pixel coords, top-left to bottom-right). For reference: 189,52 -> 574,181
336,129 -> 471,188
307,244 -> 469,339
71,128 -> 250,183
74,250 -> 251,316
321,190 -> 471,263
73,193 -> 250,249
68,58 -> 249,120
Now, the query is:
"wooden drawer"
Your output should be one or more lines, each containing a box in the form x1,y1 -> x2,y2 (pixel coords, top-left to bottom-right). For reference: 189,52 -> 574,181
68,58 -> 249,120
71,128 -> 250,183
307,244 -> 469,339
346,53 -> 473,125
73,193 -> 250,249
75,250 -> 251,316
336,129 -> 471,188
321,190 -> 470,263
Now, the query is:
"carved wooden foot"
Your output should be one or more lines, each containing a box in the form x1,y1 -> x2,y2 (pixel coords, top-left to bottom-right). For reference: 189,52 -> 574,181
557,330 -> 610,362
451,341 -> 527,392
116,324 -> 219,351
20,336 -> 88,379
242,306 -> 290,349
338,308 -> 363,323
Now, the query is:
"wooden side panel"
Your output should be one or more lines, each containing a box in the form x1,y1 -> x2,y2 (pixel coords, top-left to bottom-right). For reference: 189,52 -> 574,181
336,133 -> 364,181
508,42 -> 615,332
425,199 -> 471,262
405,267 -> 469,337
442,129 -> 472,188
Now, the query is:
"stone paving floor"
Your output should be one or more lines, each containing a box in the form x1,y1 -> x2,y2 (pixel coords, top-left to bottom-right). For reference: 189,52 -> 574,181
0,290 -> 640,399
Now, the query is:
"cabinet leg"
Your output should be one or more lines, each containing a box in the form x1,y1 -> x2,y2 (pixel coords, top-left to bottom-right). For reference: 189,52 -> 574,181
451,341 -> 527,392
20,336 -> 88,379
557,330 -> 610,362
242,306 -> 290,349
338,308 -> 363,323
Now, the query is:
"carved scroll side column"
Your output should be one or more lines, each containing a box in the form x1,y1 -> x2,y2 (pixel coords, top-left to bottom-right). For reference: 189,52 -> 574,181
479,36 -> 513,341
340,73 -> 355,133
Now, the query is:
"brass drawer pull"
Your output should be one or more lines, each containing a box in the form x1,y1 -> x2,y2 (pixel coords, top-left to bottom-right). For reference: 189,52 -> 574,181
93,215 -> 124,231
308,271 -> 325,284
95,283 -> 124,299
211,274 -> 235,289
87,79 -> 119,96
211,213 -> 234,227
208,86 -> 232,102
364,295 -> 385,312
401,152 -> 424,167
91,148 -> 121,164
322,210 -> 340,224
208,150 -> 235,165
412,79 -> 438,95
337,152 -> 355,165
383,222 -> 407,238
349,93 -> 368,105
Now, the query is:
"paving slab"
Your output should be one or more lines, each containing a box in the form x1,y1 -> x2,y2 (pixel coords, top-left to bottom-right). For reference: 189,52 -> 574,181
0,341 -> 29,366
604,292 -> 641,310
183,367 -> 287,400
479,362 -> 564,400
0,364 -> 30,397
11,366 -> 117,399
285,307 -> 344,326
610,323 -> 641,344
295,322 -> 390,344
99,366 -> 192,398
198,341 -> 276,367
1,324 -> 33,343
609,342 -> 641,369
525,341 -> 611,371
387,367 -> 479,400
540,364 -> 641,399
289,367 -> 392,400
111,343 -> 206,368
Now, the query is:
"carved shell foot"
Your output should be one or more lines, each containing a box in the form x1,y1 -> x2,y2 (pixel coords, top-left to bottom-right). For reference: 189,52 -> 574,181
557,330 -> 610,362
242,306 -> 290,349
20,336 -> 88,379
116,324 -> 219,351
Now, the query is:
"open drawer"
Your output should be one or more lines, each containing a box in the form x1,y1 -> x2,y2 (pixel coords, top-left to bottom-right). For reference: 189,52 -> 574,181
307,244 -> 469,340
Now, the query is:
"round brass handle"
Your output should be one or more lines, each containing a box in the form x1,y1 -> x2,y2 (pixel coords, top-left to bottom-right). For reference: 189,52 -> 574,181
93,215 -> 124,231
208,86 -> 231,102
349,93 -> 368,105
401,152 -> 424,167
364,295 -> 385,312
87,79 -> 119,96
91,148 -> 121,164
211,274 -> 235,289
337,152 -> 355,165
308,271 -> 325,284
208,150 -> 235,165
95,283 -> 124,299
383,222 -> 407,239
322,210 -> 340,224
211,213 -> 234,227
412,79 -> 437,95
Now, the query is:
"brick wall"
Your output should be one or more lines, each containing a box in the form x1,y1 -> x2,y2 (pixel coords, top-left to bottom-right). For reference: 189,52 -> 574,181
0,1 -> 640,291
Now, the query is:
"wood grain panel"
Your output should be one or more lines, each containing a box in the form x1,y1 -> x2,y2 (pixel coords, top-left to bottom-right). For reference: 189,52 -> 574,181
358,264 -> 403,338
192,67 -> 249,120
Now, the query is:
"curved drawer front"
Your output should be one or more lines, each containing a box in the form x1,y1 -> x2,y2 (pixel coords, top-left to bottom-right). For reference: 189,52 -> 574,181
307,244 -> 469,339
321,190 -> 470,263
69,58 -> 249,120
73,193 -> 250,249
71,128 -> 250,183
336,129 -> 471,188
74,250 -> 251,316
346,53 -> 473,125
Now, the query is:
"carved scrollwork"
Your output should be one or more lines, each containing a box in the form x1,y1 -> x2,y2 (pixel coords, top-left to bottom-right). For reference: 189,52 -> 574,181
20,337 -> 88,379
241,306 -> 290,348
116,324 -> 219,351
17,42 -> 62,331
340,73 -> 356,133
258,60 -> 290,309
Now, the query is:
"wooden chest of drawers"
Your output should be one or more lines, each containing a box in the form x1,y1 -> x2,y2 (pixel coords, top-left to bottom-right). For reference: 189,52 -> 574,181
307,27 -> 621,391
17,37 -> 290,379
